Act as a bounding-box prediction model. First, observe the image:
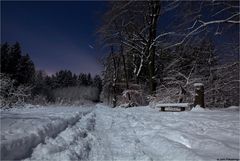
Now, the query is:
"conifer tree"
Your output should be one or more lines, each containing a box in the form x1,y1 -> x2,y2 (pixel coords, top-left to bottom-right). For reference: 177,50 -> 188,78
93,75 -> 102,93
8,42 -> 22,81
87,73 -> 93,86
78,73 -> 88,86
93,75 -> 102,102
17,54 -> 35,85
0,42 -> 10,73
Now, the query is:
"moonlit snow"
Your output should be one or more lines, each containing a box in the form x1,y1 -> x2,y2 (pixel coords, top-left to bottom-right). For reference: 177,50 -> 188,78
1,104 -> 239,161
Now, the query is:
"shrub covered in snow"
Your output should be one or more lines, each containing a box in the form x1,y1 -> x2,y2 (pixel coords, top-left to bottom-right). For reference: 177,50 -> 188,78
30,95 -> 49,105
149,85 -> 194,108
52,86 -> 99,105
100,82 -> 148,107
153,62 -> 239,108
204,62 -> 239,107
0,74 -> 32,108
119,90 -> 148,107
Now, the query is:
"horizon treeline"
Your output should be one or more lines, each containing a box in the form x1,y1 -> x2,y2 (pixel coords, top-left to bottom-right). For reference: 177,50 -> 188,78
0,42 -> 102,106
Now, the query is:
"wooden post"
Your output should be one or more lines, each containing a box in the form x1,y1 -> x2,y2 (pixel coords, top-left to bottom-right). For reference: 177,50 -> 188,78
194,83 -> 205,108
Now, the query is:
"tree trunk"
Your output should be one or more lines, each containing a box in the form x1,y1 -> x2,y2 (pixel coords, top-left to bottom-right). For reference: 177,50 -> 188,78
147,1 -> 160,95
120,45 -> 129,89
113,22 -> 129,91
111,46 -> 117,108
120,45 -> 131,101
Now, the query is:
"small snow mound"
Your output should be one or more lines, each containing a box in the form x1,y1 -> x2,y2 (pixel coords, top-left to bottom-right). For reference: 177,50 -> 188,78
221,106 -> 240,112
191,105 -> 205,112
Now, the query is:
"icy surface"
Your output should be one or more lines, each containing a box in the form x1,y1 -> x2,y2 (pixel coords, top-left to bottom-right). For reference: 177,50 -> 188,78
1,104 -> 239,161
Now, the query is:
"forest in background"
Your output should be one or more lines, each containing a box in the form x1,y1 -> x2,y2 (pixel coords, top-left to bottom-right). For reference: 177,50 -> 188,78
0,42 -> 102,107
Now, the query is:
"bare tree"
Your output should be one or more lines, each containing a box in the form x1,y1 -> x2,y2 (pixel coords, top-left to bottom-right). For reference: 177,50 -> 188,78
159,1 -> 240,50
99,1 -> 239,107
99,1 -> 161,94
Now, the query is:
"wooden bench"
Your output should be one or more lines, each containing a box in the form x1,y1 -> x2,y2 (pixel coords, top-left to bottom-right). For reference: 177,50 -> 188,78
155,83 -> 204,112
156,103 -> 193,112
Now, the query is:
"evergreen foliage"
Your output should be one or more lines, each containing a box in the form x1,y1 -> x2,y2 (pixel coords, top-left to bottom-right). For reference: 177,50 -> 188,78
1,42 -> 35,85
0,42 -> 103,105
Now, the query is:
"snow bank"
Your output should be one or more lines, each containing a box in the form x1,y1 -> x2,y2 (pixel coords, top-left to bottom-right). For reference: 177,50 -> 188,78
219,106 -> 240,112
0,106 -> 93,160
25,112 -> 97,161
88,104 -> 239,161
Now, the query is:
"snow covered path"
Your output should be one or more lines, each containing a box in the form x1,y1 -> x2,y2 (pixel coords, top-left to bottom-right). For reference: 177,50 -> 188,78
24,111 -> 96,161
88,105 -> 239,161
1,105 -> 239,161
0,106 -> 94,160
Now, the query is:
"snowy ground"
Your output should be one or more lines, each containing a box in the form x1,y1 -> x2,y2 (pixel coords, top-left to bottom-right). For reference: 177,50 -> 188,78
1,104 -> 239,161
0,105 -> 94,160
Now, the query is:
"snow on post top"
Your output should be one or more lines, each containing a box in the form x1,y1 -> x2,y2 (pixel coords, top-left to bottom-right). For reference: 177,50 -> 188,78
194,83 -> 204,87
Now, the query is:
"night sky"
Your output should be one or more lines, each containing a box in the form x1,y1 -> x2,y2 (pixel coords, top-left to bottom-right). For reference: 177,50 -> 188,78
1,1 -> 238,75
1,1 -> 108,75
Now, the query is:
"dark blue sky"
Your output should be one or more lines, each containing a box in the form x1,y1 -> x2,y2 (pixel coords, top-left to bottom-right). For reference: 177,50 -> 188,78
1,1 -> 108,75
1,1 -> 238,75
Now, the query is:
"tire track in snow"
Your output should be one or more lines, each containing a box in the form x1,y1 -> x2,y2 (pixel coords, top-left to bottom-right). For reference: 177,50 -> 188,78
1,111 -> 89,160
24,110 -> 97,161
87,109 -> 115,161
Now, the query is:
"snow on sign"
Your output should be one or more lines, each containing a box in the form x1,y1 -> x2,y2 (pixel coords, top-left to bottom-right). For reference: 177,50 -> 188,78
1,104 -> 239,161
194,83 -> 204,87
